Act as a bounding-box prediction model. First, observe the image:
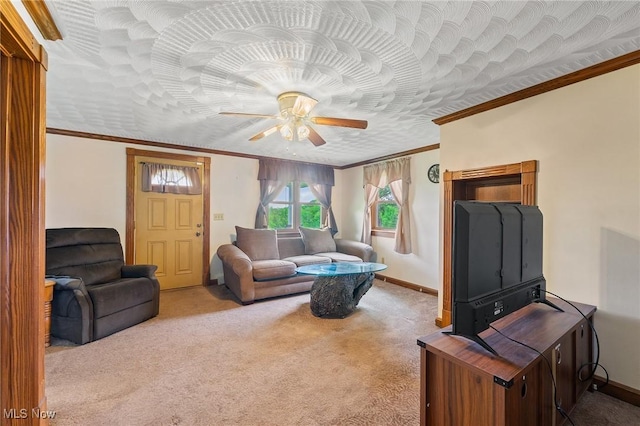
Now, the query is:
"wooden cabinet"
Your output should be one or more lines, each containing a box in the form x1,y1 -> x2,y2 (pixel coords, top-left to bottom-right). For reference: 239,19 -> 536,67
418,299 -> 596,426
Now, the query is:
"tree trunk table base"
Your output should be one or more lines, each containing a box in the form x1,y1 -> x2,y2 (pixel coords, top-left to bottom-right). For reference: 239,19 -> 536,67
309,272 -> 375,318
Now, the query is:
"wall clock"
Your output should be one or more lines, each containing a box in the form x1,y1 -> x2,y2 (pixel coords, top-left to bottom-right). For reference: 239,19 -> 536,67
428,164 -> 440,183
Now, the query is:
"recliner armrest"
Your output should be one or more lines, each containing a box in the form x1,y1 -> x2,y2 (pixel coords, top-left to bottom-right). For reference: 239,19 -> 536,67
122,264 -> 158,279
46,275 -> 94,344
46,275 -> 86,292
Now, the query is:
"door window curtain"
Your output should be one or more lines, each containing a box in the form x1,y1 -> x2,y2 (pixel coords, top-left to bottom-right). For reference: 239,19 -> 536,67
141,162 -> 202,195
256,159 -> 336,234
361,157 -> 412,254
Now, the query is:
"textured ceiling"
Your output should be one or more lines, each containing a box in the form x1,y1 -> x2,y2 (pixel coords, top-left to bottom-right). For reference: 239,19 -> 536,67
31,1 -> 640,166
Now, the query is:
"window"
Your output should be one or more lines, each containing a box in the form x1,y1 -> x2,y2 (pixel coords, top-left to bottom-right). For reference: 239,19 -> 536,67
268,181 -> 322,231
150,168 -> 191,188
372,185 -> 398,236
141,162 -> 202,195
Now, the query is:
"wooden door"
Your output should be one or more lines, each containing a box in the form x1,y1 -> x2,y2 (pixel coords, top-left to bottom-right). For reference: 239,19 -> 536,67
135,157 -> 204,290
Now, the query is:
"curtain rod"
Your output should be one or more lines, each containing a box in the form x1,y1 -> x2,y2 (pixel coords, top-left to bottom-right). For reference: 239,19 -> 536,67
138,161 -> 202,166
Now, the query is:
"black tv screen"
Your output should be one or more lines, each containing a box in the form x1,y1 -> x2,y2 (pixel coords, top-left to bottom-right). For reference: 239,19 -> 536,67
448,201 -> 558,355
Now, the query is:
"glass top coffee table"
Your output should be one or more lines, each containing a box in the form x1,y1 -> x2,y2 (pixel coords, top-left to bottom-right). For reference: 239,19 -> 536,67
296,262 -> 387,318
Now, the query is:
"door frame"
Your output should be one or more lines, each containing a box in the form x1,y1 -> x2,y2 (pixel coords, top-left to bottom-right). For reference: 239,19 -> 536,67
437,160 -> 538,327
1,1 -> 49,419
125,148 -> 211,286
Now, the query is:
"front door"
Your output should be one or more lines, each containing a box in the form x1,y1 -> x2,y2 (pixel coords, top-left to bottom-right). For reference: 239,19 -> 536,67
134,156 -> 204,290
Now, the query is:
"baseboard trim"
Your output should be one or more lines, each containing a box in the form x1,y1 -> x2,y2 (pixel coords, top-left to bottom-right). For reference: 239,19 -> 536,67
375,274 -> 438,296
593,375 -> 640,407
208,279 -> 218,286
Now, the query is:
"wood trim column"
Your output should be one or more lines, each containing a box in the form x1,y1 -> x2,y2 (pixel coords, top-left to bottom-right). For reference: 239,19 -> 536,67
437,171 -> 454,327
1,2 -> 49,424
437,160 -> 538,328
521,160 -> 537,205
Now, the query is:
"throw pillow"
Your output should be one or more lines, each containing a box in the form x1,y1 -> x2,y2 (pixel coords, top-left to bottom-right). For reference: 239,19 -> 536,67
235,226 -> 279,261
299,227 -> 336,254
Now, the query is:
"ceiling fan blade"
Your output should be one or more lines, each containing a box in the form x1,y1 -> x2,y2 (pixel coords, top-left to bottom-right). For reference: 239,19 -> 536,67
249,125 -> 281,141
219,112 -> 279,119
306,126 -> 326,147
310,116 -> 368,129
291,94 -> 318,117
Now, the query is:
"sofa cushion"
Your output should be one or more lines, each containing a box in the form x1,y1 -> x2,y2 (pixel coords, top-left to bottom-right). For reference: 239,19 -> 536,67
283,255 -> 332,267
277,237 -> 306,259
252,259 -> 297,281
299,227 -> 336,254
315,252 -> 363,263
235,226 -> 279,261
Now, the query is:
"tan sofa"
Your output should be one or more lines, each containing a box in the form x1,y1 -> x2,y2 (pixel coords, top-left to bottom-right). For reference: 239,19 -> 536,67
217,227 -> 376,304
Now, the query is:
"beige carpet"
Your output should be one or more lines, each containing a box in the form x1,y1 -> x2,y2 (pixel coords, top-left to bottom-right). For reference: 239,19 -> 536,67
46,280 -> 438,425
45,281 -> 640,425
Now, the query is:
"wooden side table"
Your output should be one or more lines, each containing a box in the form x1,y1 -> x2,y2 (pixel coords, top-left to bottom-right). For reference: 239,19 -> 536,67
44,279 -> 55,347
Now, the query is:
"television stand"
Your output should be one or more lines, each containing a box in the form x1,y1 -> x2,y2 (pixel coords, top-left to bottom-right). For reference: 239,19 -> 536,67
538,297 -> 564,313
444,297 -> 565,357
418,298 -> 596,426
442,331 -> 499,356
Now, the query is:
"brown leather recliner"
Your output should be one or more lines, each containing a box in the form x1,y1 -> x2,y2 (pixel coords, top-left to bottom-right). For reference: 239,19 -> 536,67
45,228 -> 160,344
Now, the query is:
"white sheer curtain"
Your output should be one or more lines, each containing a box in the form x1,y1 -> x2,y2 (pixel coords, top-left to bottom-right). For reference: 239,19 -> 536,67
361,157 -> 412,254
141,162 -> 202,195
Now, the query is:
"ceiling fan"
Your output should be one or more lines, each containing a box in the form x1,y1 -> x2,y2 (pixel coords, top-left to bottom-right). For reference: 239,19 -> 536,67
219,92 -> 368,146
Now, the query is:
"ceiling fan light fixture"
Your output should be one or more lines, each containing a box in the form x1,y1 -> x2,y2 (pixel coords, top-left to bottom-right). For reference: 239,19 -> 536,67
297,124 -> 310,140
222,91 -> 366,147
280,122 -> 294,141
277,91 -> 317,116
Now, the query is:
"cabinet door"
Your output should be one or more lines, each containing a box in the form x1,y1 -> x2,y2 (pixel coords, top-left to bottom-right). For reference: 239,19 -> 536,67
505,359 -> 551,426
552,333 -> 576,425
575,319 -> 594,397
424,351 -> 498,426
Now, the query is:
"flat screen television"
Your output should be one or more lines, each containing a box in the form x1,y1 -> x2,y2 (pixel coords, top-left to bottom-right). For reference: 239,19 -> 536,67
445,200 -> 561,355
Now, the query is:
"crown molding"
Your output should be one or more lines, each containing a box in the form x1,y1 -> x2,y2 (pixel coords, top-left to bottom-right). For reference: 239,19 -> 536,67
338,144 -> 440,170
1,0 -> 45,62
46,127 -> 439,169
21,0 -> 61,41
433,50 -> 640,126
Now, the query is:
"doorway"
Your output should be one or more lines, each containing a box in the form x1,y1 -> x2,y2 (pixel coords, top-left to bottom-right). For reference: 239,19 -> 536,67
438,160 -> 538,327
126,148 -> 211,289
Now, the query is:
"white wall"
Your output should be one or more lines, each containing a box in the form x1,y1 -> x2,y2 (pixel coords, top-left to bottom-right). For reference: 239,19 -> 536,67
439,65 -> 640,390
45,134 -> 260,283
338,149 -> 441,290
46,135 -> 128,236
46,133 -> 440,290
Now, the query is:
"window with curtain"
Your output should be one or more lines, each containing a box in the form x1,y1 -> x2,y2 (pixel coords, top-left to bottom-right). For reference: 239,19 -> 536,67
372,185 -> 399,233
141,162 -> 202,195
267,181 -> 323,230
255,159 -> 337,235
361,157 -> 412,254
